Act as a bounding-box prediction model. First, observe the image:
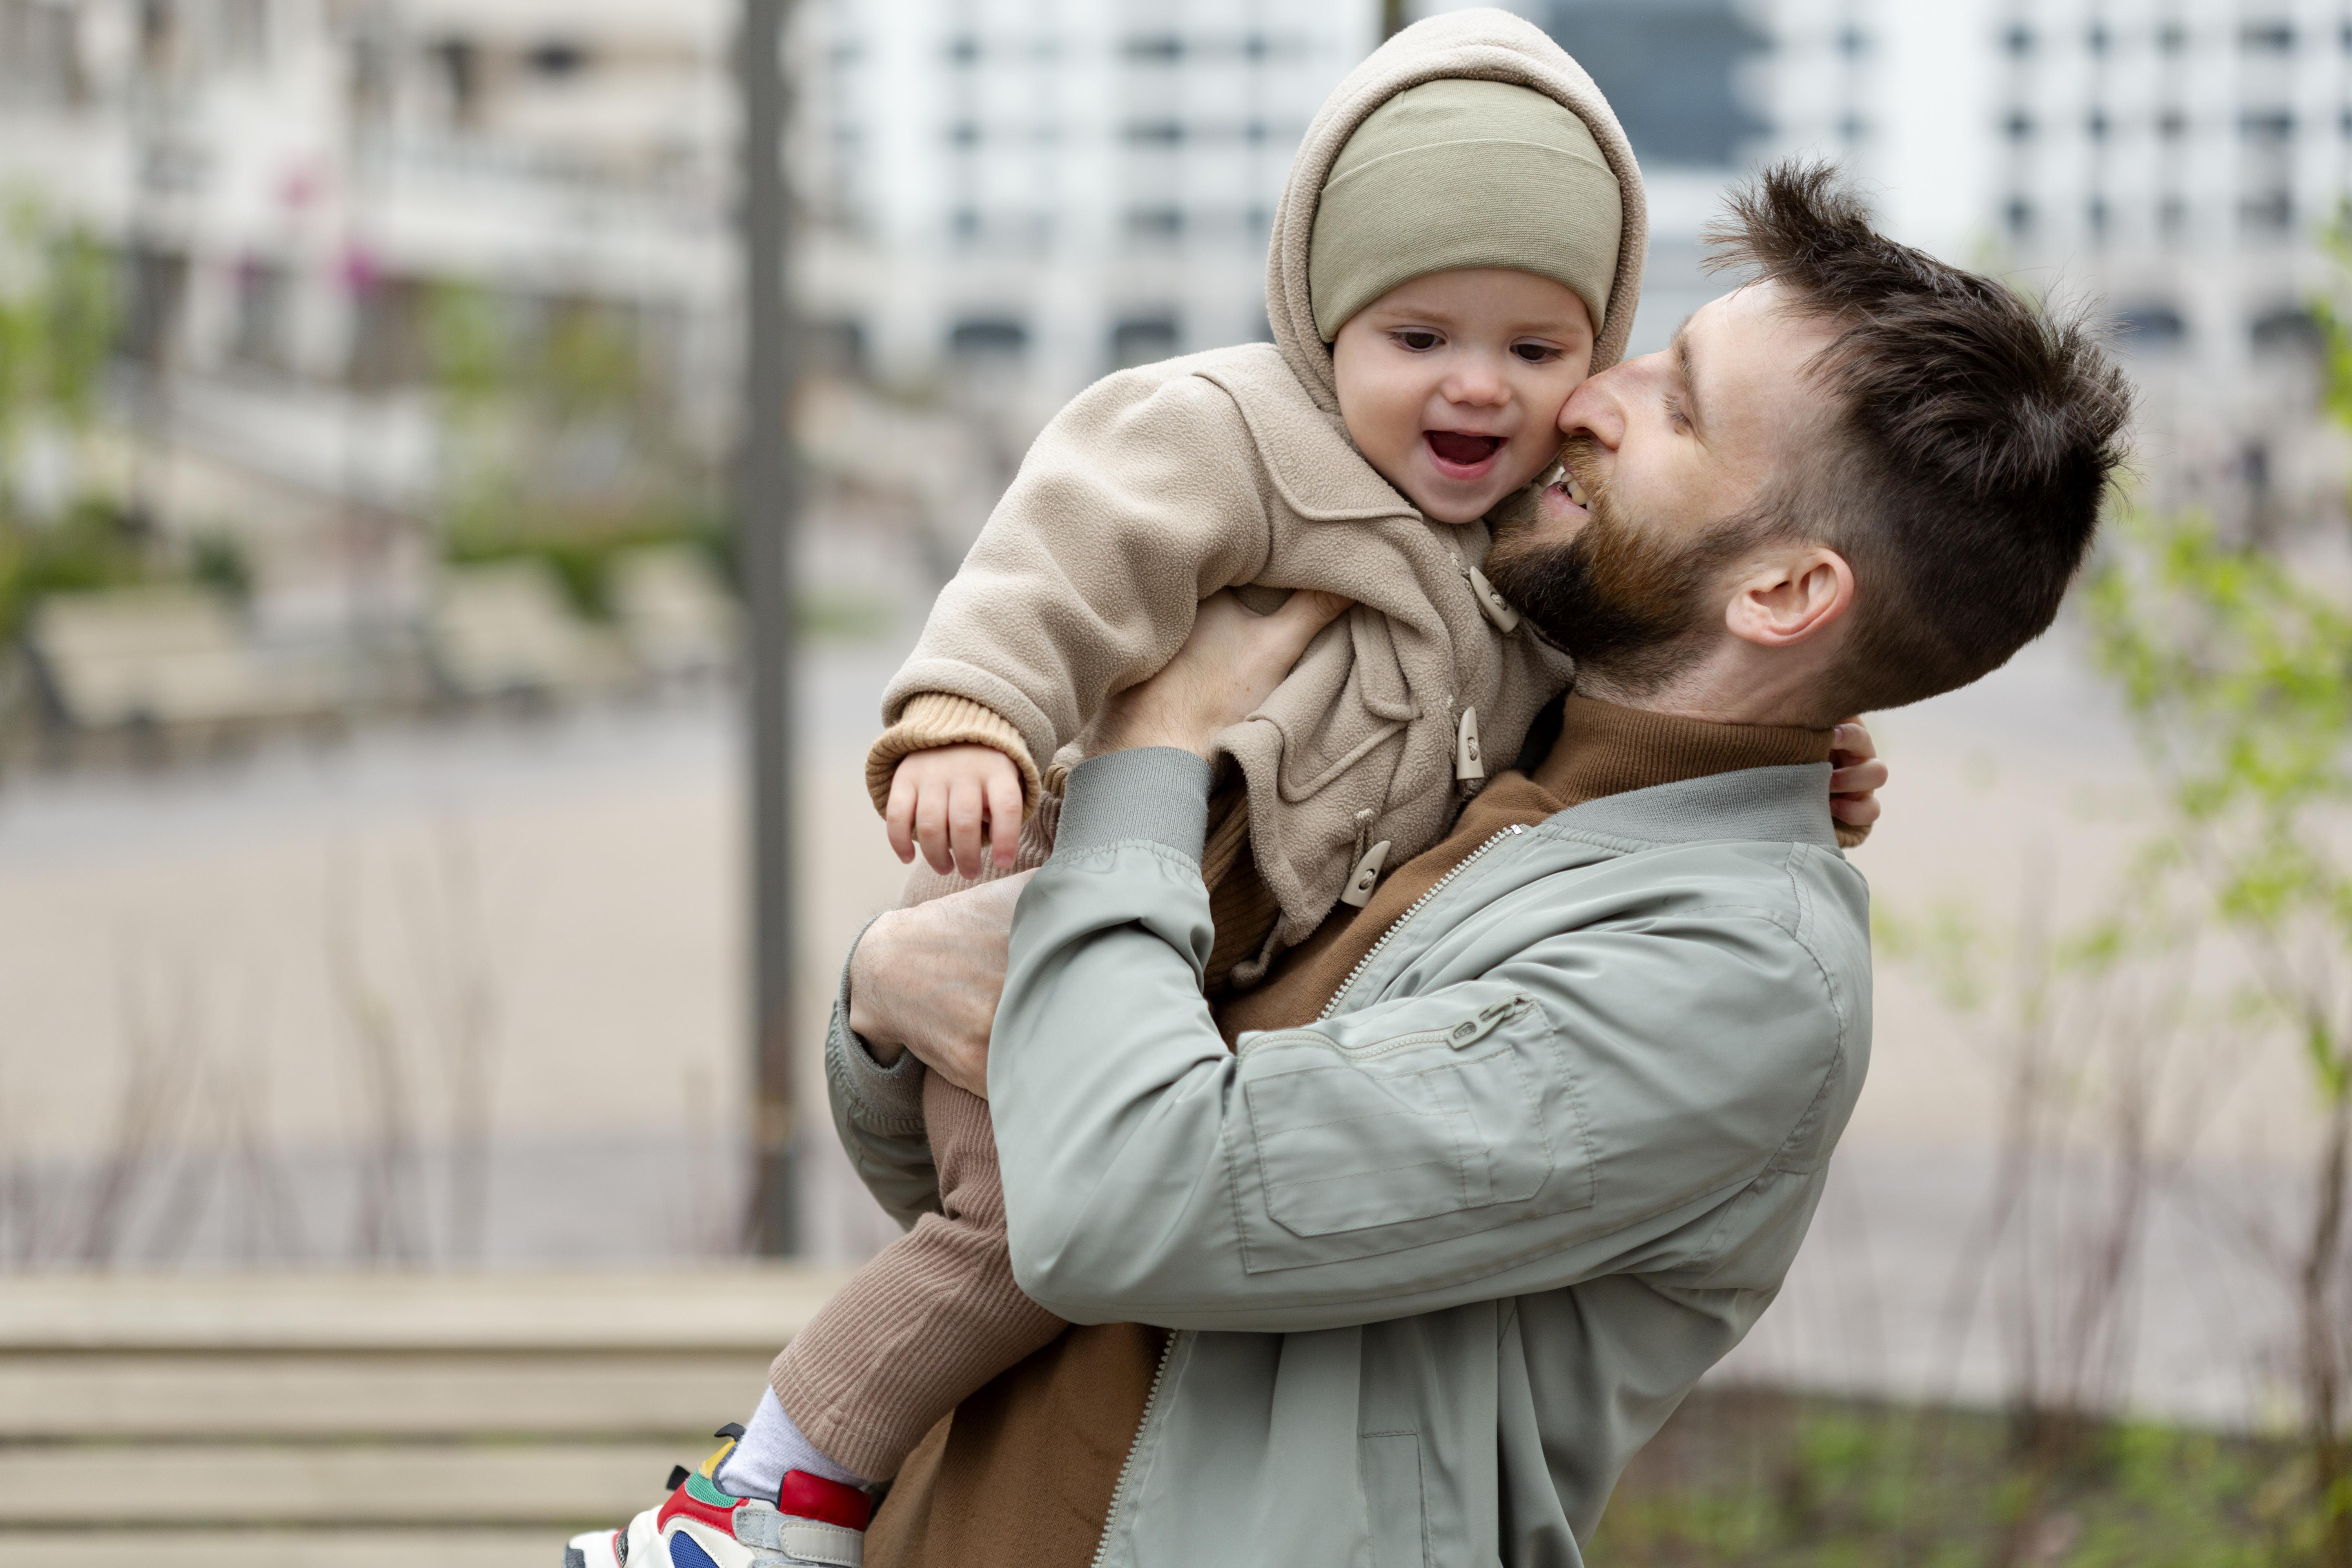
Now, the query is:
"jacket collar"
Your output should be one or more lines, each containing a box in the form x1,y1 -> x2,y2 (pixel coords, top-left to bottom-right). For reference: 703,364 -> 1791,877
1192,348 -> 1419,523
1542,762 -> 1842,850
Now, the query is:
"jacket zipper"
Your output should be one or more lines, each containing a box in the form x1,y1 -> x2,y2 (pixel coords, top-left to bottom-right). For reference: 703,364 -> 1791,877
1318,824 -> 1525,1022
1087,829 -> 1528,1563
1089,1328 -> 1181,1568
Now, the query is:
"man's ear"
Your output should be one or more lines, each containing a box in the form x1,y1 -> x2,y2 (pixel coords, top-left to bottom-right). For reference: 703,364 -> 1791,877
1724,546 -> 1855,649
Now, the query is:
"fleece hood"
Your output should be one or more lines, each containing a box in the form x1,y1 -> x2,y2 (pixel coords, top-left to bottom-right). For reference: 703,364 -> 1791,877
1267,7 -> 1648,413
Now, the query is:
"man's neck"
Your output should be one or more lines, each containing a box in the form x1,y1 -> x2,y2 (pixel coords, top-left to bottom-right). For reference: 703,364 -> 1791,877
1569,641 -> 1835,729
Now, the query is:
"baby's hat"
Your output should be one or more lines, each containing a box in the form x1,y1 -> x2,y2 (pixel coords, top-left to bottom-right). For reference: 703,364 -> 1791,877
1307,78 -> 1623,345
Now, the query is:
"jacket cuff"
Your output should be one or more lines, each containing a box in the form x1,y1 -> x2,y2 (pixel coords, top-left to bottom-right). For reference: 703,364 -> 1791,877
825,915 -> 928,1136
1054,747 -> 1214,862
864,693 -> 1042,819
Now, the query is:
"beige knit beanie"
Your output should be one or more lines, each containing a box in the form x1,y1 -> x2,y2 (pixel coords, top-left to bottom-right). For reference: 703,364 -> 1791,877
1307,78 -> 1623,344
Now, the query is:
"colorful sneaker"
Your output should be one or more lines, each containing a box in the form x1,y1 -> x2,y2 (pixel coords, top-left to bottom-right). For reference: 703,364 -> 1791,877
565,1425 -> 869,1568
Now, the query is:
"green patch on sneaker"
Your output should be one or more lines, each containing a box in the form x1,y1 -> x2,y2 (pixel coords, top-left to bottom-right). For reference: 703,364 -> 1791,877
685,1470 -> 735,1508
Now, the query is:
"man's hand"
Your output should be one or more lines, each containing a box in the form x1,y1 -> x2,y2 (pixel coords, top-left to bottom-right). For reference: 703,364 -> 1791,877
1091,589 -> 1353,760
847,871 -> 1032,1098
1830,717 -> 1886,833
886,744 -> 1026,878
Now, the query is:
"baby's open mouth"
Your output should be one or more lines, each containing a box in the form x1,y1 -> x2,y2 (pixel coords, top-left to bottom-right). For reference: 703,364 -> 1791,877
1425,431 -> 1505,469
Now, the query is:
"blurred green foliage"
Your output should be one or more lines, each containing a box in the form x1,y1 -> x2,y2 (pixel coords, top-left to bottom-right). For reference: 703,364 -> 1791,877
0,194 -> 135,640
423,280 -> 725,620
1593,1393 -> 2308,1567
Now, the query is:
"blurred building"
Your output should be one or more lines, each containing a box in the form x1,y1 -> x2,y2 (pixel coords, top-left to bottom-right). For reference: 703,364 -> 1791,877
1971,0 -> 2352,526
794,0 -> 1379,443
0,0 -> 734,640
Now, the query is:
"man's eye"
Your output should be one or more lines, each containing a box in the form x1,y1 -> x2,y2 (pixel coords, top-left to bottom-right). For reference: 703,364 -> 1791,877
1395,330 -> 1441,351
1664,394 -> 1691,432
1512,343 -> 1559,364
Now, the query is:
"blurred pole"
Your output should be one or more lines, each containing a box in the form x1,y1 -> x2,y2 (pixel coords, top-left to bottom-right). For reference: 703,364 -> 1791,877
1382,0 -> 1409,39
739,0 -> 801,1256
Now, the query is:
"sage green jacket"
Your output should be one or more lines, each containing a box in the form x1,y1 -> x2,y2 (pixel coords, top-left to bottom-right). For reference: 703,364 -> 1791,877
829,747 -> 1871,1567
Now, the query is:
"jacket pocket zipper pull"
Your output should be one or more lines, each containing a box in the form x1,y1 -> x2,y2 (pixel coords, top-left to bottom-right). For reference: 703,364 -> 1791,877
1447,996 -> 1530,1049
1454,706 -> 1484,783
1467,565 -> 1521,634
1339,840 -> 1392,908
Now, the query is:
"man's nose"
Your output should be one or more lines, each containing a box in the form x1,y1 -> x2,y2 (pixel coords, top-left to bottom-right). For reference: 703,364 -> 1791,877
1557,362 -> 1632,448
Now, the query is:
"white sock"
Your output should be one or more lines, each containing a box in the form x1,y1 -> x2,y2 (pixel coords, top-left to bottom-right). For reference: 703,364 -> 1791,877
713,1388 -> 870,1503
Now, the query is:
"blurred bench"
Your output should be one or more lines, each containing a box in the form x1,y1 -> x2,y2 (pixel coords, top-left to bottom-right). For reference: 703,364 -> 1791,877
428,561 -> 626,700
0,1266 -> 851,1567
609,545 -> 737,681
26,586 -> 330,731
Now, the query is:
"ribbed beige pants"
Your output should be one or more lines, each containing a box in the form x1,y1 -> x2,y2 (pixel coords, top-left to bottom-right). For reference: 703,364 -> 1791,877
766,800 -> 1067,1482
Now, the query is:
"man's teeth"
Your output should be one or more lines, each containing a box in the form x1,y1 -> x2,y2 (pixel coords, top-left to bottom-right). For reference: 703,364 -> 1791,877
1565,477 -> 1590,507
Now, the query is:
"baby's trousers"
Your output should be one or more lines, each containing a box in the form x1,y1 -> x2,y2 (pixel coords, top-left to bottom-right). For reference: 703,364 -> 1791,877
766,801 -> 1067,1482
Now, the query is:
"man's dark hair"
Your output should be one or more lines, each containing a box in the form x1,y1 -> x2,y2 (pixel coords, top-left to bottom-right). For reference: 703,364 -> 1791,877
1707,160 -> 2133,716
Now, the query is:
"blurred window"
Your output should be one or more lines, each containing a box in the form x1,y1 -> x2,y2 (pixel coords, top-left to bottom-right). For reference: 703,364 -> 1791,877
347,277 -> 427,391
948,318 -> 1028,360
1125,120 -> 1185,145
950,120 -> 979,147
2113,304 -> 2187,352
948,34 -> 978,64
2003,197 -> 2035,238
2087,109 -> 2111,142
1124,207 -> 1185,244
2239,189 -> 2295,234
217,0 -> 269,71
2157,108 -> 2187,140
1541,0 -> 1768,168
2158,196 -> 2188,239
123,246 -> 189,368
2004,109 -> 2035,141
806,319 -> 867,379
2341,108 -> 2352,138
1838,114 -> 1868,144
527,39 -> 589,78
2239,21 -> 2294,53
1110,316 -> 1179,370
1125,35 -> 1183,62
2240,109 -> 2295,143
231,258 -> 291,372
2086,22 -> 2110,55
2086,198 -> 2111,241
1837,26 -> 1868,57
432,37 -> 481,127
0,0 -> 85,106
951,207 -> 980,243
2002,23 -> 2035,56
2250,306 -> 2321,357
2157,22 -> 2186,53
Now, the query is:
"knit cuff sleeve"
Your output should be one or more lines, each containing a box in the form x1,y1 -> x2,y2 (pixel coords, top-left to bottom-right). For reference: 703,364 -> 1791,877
864,692 -> 1042,819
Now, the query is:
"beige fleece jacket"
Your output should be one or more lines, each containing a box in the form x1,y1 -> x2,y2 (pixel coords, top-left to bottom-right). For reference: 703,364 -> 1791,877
869,9 -> 1648,975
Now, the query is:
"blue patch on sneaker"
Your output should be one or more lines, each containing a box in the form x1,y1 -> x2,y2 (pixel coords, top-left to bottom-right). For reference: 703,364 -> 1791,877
668,1535 -> 719,1568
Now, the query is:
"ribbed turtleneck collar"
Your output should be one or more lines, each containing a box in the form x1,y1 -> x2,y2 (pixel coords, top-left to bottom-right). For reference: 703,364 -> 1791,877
1528,693 -> 1834,811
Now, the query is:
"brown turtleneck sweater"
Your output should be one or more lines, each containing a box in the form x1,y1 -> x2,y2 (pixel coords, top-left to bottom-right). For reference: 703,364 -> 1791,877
864,697 -> 1837,1568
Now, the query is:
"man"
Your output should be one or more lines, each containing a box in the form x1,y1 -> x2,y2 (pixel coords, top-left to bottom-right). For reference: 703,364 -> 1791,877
828,163 -> 2130,1567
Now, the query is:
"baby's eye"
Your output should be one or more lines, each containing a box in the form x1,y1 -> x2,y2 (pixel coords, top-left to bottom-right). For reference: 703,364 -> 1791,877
1393,329 -> 1441,352
1511,342 -> 1561,364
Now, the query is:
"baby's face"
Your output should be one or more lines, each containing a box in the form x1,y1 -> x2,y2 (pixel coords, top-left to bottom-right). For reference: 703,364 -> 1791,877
1332,267 -> 1594,525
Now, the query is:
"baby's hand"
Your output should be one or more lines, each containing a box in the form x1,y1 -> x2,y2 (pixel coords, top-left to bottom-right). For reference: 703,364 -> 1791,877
1830,717 -> 1886,837
886,744 -> 1026,878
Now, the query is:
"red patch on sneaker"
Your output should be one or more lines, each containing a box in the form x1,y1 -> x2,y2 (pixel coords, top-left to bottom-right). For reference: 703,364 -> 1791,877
779,1470 -> 871,1531
657,1483 -> 739,1535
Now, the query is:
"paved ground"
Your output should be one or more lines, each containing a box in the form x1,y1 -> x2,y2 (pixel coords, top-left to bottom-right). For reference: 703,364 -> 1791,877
0,619 -> 2329,1425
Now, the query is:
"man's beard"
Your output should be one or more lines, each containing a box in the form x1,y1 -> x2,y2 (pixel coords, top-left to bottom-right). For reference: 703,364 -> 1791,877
1483,436 -> 1751,696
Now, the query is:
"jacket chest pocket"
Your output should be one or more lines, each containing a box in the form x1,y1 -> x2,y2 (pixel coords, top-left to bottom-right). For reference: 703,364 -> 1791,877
1234,1003 -> 1593,1270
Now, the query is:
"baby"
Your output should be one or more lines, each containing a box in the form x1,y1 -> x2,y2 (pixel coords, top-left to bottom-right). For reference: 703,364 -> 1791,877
573,13 -> 1645,1568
